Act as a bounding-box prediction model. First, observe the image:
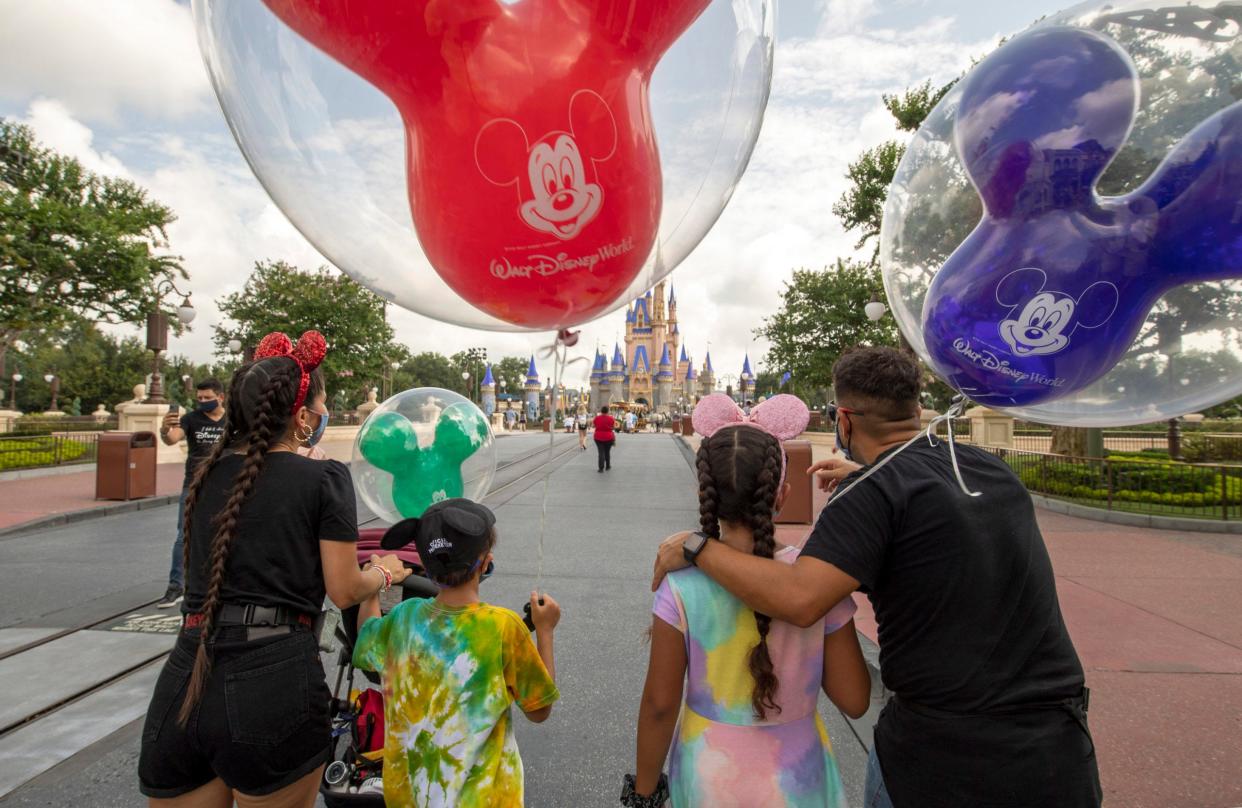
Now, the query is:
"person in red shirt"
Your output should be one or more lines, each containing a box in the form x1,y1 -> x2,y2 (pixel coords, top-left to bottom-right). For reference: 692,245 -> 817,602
593,406 -> 616,473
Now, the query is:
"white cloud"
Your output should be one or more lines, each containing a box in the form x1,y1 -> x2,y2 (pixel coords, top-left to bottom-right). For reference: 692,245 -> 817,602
0,0 -> 209,123
20,98 -> 131,178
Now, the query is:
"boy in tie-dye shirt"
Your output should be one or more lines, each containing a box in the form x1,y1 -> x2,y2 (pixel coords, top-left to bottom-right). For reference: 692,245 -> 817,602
354,499 -> 560,807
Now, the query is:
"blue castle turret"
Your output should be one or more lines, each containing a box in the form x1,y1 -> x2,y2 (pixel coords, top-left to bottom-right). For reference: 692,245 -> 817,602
524,356 -> 541,421
656,343 -> 674,412
740,354 -> 755,402
610,343 -> 627,401
481,364 -> 496,418
590,350 -> 607,410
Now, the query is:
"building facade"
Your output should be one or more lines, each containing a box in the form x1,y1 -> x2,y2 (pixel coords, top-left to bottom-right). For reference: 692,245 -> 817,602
589,282 -> 716,414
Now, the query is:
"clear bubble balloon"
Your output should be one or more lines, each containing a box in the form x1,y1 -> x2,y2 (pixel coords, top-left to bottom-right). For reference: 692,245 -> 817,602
192,0 -> 773,331
880,0 -> 1242,426
351,388 -> 496,526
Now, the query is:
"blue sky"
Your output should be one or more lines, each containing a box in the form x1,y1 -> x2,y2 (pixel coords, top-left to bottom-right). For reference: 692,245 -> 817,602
0,0 -> 1069,388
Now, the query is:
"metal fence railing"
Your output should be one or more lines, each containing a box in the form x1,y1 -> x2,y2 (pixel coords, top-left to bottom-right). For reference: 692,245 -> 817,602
983,447 -> 1241,521
0,432 -> 102,472
12,416 -> 119,435
1005,430 -> 1242,462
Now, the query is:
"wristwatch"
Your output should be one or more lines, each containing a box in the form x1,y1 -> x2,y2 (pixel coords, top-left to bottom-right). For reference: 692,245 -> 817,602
682,531 -> 711,566
621,773 -> 669,808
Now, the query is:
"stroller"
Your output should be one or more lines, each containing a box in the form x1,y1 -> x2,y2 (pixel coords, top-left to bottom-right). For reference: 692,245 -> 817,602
319,527 -> 439,806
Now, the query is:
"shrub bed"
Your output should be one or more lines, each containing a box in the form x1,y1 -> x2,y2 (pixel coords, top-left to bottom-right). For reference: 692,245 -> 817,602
0,437 -> 93,471
1006,455 -> 1242,509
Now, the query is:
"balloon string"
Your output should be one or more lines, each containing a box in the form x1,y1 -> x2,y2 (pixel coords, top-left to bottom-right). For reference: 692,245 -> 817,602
824,396 -> 979,509
534,334 -> 588,592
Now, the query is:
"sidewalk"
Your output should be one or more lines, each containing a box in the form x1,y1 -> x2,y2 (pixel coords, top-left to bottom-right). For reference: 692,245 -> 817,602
685,433 -> 1242,808
0,463 -> 186,533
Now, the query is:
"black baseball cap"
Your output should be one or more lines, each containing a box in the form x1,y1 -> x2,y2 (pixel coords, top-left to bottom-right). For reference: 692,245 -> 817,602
380,498 -> 496,578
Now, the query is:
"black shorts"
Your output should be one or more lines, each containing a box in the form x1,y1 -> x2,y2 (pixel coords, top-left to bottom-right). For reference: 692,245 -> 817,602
138,628 -> 330,798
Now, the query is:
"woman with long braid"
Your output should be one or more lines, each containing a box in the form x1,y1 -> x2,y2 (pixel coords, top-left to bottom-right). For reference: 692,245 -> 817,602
139,331 -> 409,807
626,394 -> 870,808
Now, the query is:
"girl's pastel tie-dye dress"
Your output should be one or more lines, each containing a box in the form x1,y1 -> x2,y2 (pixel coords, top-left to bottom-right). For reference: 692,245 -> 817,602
653,546 -> 857,808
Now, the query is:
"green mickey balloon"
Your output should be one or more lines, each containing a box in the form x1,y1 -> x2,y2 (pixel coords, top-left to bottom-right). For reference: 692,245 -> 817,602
357,404 -> 490,518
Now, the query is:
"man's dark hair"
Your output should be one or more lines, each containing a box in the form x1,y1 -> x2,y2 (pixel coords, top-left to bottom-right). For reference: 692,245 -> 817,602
196,378 -> 224,395
832,347 -> 921,419
600,406 -> 609,414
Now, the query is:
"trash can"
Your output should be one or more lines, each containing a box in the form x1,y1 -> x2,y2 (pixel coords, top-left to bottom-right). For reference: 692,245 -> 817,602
775,439 -> 813,524
96,431 -> 157,501
809,412 -> 823,431
681,417 -> 695,437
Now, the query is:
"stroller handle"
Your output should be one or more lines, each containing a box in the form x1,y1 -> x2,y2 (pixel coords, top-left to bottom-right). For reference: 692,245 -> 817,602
400,574 -> 439,599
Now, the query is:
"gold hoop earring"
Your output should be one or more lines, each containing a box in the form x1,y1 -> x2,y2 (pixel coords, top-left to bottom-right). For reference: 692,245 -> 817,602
293,420 -> 313,447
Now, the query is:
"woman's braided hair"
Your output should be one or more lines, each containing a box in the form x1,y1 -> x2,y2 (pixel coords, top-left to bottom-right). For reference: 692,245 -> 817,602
695,425 -> 784,720
176,355 -> 323,725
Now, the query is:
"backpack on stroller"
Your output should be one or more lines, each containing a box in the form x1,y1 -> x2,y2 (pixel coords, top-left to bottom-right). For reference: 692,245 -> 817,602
319,527 -> 439,806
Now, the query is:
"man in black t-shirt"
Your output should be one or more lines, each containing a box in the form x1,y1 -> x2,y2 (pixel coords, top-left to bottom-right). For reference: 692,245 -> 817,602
156,378 -> 227,608
653,347 -> 1100,808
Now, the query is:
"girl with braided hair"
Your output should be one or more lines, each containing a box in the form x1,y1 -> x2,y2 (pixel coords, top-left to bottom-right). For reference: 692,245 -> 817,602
627,395 -> 870,808
138,331 -> 410,807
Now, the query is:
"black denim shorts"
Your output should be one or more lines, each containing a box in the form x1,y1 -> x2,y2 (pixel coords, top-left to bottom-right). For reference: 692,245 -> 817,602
138,627 -> 330,798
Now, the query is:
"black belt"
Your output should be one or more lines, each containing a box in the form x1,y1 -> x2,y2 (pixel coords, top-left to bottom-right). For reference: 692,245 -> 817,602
184,603 -> 314,630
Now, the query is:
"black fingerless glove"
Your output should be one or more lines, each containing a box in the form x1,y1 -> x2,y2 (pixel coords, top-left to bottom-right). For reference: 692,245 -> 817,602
620,773 -> 669,808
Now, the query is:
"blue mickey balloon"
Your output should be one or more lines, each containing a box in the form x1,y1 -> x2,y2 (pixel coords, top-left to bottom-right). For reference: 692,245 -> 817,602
919,25 -> 1242,407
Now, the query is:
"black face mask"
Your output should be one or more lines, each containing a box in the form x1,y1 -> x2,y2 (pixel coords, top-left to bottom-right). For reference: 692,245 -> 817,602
198,399 -> 220,413
834,414 -> 854,462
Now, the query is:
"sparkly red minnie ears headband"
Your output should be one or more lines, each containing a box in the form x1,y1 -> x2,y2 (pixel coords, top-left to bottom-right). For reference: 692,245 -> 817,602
252,330 -> 328,414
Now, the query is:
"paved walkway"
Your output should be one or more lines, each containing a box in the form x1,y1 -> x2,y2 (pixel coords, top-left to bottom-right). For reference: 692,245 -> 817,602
0,436 -> 361,535
0,464 -> 186,532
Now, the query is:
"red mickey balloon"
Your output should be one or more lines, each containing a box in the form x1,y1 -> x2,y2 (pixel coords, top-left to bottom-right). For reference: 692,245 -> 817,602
261,0 -> 711,330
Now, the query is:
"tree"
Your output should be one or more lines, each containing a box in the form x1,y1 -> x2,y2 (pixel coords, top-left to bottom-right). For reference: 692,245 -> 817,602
396,352 -> 461,392
0,120 -> 185,373
493,356 -> 532,396
214,260 -> 399,400
756,260 -> 899,392
4,321 -> 206,413
832,82 -> 956,255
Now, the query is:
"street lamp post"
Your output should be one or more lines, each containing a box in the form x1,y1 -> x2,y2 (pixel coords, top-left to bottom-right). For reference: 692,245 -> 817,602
144,279 -> 196,404
43,373 -> 59,412
461,370 -> 471,400
9,373 -> 21,410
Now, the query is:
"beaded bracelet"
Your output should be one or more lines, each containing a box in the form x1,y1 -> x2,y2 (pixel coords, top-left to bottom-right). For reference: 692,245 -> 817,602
373,565 -> 392,593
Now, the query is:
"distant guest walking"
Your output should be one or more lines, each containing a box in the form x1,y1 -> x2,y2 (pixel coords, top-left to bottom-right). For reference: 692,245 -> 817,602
593,406 -> 616,473
157,379 -> 227,609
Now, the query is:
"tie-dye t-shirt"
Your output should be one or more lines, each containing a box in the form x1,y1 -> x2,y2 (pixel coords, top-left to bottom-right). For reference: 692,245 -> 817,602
353,599 -> 559,807
653,546 -> 857,808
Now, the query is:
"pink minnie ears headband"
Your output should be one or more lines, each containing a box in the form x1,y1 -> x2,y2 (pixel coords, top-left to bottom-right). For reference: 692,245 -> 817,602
691,393 -> 810,487
252,331 -> 328,414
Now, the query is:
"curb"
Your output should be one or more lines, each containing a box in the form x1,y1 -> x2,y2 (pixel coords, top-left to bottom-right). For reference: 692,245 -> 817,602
1029,494 -> 1242,535
0,493 -> 181,540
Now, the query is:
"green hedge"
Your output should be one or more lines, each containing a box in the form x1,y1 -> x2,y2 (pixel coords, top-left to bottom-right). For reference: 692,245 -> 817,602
1008,456 -> 1242,508
0,437 -> 93,471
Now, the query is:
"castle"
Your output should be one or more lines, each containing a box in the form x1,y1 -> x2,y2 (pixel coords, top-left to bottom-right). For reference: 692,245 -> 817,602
588,281 -> 717,414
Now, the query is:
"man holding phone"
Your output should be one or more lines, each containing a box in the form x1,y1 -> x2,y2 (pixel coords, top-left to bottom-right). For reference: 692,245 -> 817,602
156,378 -> 227,607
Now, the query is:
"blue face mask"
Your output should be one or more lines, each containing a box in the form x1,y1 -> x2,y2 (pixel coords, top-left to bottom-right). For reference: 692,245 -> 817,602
309,409 -> 329,446
197,399 -> 219,413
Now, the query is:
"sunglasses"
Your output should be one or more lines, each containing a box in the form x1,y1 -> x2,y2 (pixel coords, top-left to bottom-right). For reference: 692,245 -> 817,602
825,403 -> 865,424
